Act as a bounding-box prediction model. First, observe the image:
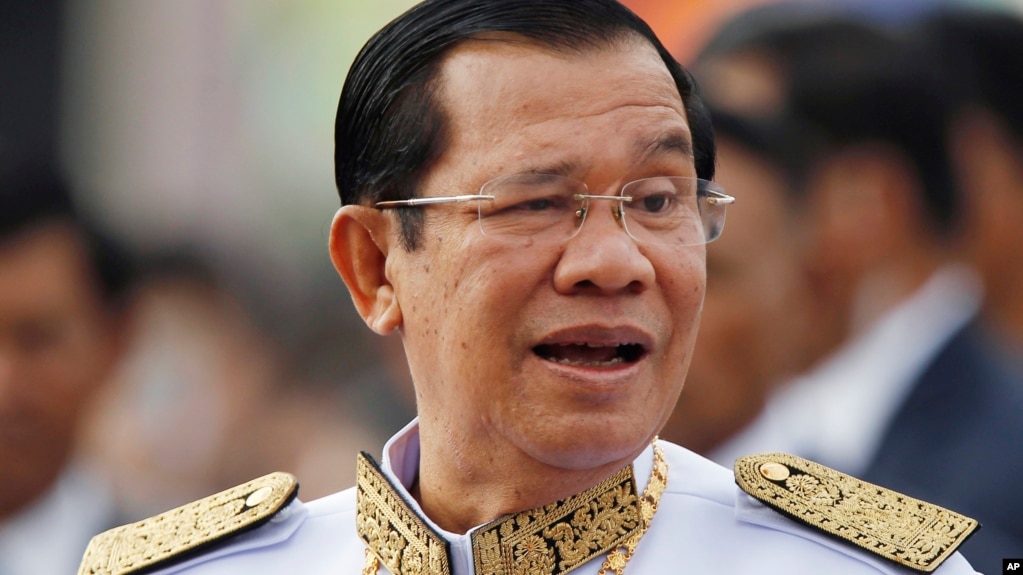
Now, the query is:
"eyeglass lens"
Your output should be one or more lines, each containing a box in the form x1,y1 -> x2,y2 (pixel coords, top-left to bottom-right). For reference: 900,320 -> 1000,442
476,174 -> 726,246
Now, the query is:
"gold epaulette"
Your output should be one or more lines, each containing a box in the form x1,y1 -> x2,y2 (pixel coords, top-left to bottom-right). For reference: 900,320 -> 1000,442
735,453 -> 978,573
78,472 -> 299,575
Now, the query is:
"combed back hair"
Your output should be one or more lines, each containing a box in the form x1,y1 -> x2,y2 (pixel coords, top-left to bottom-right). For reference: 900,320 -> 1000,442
334,0 -> 715,250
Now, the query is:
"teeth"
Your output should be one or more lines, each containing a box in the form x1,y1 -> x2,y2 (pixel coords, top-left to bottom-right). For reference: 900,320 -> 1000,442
534,342 -> 644,367
547,356 -> 625,367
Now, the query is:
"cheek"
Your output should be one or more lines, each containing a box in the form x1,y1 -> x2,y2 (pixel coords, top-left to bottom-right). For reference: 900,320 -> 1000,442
401,240 -> 528,356
665,251 -> 707,316
654,253 -> 706,385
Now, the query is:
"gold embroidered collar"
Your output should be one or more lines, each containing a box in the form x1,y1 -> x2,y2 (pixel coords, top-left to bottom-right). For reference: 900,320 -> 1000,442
356,448 -> 660,575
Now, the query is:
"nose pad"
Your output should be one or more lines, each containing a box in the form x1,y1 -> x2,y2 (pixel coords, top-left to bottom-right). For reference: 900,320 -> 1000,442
567,199 -> 590,240
555,196 -> 654,294
572,195 -> 632,241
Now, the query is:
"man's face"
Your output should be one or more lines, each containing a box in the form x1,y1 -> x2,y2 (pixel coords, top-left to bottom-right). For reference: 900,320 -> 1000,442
389,37 -> 705,470
0,224 -> 119,516
666,137 -> 809,450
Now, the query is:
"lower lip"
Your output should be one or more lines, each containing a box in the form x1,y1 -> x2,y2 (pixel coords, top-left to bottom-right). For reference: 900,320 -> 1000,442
531,353 -> 644,392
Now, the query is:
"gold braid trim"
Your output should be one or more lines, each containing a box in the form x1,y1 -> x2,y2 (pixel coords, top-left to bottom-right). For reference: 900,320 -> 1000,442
78,472 -> 298,575
359,443 -> 669,575
735,453 -> 980,574
599,443 -> 668,575
357,452 -> 451,575
469,459 -> 641,575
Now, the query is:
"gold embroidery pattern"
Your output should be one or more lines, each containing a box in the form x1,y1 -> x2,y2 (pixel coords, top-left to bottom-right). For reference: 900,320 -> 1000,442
359,444 -> 672,575
598,443 -> 668,575
470,464 -> 640,575
356,452 -> 451,575
735,453 -> 979,574
77,472 -> 298,575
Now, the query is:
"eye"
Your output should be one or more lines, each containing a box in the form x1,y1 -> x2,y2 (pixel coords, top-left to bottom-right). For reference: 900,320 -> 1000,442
489,174 -> 578,214
518,197 -> 558,211
632,186 -> 678,215
624,177 -> 690,217
639,193 -> 671,214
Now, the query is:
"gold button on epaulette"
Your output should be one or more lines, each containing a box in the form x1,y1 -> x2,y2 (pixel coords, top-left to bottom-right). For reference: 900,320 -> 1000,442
78,471 -> 299,575
735,453 -> 979,573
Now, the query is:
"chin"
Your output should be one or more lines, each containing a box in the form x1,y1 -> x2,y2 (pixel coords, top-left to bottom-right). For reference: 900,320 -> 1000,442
516,415 -> 655,472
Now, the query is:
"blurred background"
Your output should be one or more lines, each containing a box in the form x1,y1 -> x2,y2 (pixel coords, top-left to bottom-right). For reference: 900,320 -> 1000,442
7,0 -> 807,511
3,0 -> 1023,572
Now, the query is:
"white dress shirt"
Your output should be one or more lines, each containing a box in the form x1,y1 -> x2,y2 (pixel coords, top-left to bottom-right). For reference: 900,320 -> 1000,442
0,465 -> 119,575
710,266 -> 982,474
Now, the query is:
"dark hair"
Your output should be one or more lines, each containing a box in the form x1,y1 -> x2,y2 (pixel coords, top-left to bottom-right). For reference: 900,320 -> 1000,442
920,7 -> 1023,144
706,105 -> 783,166
696,2 -> 849,67
696,6 -> 958,236
0,162 -> 133,310
334,0 -> 715,250
781,17 -> 959,235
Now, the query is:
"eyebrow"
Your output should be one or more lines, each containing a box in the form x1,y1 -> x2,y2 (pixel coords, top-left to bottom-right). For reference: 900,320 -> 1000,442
514,131 -> 693,177
521,159 -> 579,177
638,131 -> 694,162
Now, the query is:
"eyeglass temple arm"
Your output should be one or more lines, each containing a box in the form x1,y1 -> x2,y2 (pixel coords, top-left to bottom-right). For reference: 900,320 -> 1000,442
704,189 -> 735,206
375,194 -> 495,208
573,191 -> 736,206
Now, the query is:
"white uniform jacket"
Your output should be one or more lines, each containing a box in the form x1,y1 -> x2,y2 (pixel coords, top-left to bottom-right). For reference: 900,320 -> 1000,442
83,420 -> 980,575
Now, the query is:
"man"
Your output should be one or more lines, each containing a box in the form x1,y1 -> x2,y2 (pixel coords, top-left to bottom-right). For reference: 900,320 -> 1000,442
698,9 -> 1023,573
79,1 -> 980,573
660,108 -> 819,456
928,7 -> 1023,358
0,162 -> 132,574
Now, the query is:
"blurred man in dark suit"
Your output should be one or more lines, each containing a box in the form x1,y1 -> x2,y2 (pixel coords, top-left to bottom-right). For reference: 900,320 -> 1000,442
689,8 -> 1023,572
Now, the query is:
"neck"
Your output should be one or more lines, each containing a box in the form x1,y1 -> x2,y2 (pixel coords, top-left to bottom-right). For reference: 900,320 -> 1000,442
357,439 -> 664,575
412,426 -> 642,534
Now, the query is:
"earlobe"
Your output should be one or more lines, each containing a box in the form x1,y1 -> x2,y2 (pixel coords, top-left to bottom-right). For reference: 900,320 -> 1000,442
329,206 -> 403,335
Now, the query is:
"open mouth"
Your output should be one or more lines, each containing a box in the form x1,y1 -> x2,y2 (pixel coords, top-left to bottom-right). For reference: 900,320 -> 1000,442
533,342 -> 646,367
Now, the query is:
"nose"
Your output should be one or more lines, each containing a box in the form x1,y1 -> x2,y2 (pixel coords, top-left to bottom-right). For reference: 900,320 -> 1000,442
553,198 -> 655,294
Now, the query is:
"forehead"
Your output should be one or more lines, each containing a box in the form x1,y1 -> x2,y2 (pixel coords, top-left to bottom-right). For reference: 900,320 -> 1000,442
431,36 -> 691,174
0,225 -> 99,320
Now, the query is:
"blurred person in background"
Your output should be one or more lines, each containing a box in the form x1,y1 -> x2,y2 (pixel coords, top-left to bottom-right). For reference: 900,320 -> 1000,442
696,7 -> 1023,570
689,6 -> 795,120
660,107 -> 820,455
925,7 -> 1023,365
0,161 -> 133,574
82,249 -> 381,516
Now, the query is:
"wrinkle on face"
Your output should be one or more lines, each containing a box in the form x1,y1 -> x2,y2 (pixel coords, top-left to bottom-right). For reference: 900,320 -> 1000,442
428,37 -> 691,185
388,36 -> 706,530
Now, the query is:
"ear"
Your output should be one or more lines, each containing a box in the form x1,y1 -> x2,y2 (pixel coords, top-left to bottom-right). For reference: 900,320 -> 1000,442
329,205 -> 402,335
